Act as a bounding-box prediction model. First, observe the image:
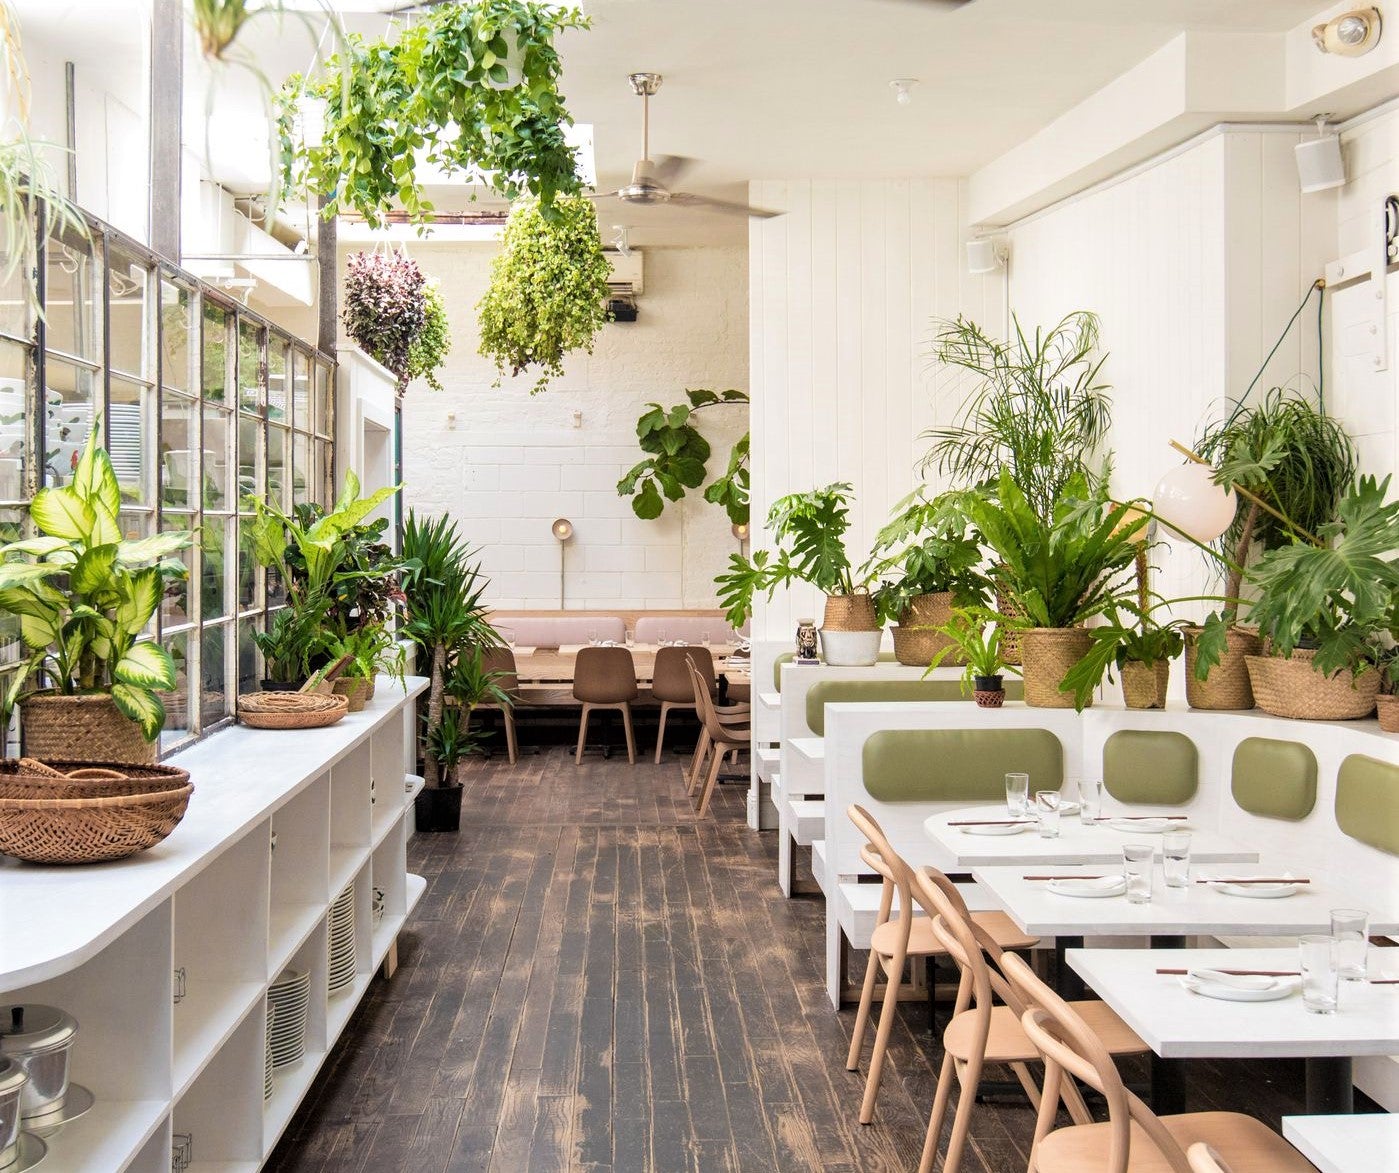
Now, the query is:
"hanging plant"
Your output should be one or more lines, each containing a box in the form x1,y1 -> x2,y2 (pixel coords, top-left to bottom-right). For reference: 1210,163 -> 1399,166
342,250 -> 426,393
616,389 -> 750,522
279,0 -> 589,226
477,193 -> 612,395
407,278 -> 452,393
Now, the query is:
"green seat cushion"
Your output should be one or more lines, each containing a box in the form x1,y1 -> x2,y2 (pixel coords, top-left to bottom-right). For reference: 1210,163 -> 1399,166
1103,730 -> 1197,805
806,678 -> 1024,735
1336,754 -> 1399,857
862,728 -> 1063,803
1231,738 -> 1317,821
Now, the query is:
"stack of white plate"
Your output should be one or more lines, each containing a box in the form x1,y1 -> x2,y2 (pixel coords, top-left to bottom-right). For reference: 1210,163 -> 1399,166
264,1005 -> 275,1100
327,885 -> 357,995
267,969 -> 310,1069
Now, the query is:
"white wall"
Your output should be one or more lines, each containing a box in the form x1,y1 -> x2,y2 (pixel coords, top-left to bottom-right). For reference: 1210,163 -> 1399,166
747,179 -> 1005,639
397,244 -> 749,610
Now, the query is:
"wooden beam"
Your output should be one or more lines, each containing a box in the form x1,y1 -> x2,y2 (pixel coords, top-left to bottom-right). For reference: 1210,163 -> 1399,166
148,0 -> 182,261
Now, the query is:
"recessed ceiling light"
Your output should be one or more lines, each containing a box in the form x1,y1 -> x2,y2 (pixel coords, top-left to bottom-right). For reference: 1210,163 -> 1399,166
889,79 -> 919,107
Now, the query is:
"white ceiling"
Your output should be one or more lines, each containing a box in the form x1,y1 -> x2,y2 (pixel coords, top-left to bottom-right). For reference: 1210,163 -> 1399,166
14,0 -> 1337,245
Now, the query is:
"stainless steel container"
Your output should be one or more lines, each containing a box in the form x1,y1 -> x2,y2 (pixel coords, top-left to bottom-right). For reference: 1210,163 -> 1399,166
0,1005 -> 77,1122
0,1057 -> 26,1169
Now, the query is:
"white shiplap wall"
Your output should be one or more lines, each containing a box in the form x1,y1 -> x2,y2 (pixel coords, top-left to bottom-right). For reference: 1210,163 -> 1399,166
747,179 -> 1005,639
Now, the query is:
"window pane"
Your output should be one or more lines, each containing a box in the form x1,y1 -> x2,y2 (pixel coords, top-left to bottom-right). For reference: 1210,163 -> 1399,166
315,360 -> 333,439
0,238 -> 30,341
0,506 -> 23,663
237,319 -> 264,415
160,629 -> 191,746
202,301 -> 229,404
267,341 -> 288,422
43,360 -> 95,487
201,620 -> 230,725
160,511 -> 196,629
292,431 -> 311,507
238,617 -> 260,696
110,377 -> 155,507
0,343 -> 28,499
237,413 -> 261,506
316,439 -> 333,509
107,247 -> 151,378
291,349 -> 310,434
160,392 -> 199,510
201,517 -> 233,622
161,280 -> 192,392
268,423 -> 289,511
203,405 -> 233,513
43,219 -> 99,361
237,513 -> 260,611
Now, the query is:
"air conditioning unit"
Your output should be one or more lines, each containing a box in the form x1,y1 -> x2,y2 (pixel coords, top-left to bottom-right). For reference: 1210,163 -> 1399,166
604,248 -> 644,296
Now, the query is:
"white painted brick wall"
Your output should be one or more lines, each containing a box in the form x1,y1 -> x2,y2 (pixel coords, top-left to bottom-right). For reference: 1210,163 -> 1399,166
391,244 -> 749,609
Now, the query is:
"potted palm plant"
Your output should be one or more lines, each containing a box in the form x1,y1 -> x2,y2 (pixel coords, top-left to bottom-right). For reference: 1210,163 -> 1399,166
715,482 -> 883,665
0,429 -> 192,761
928,609 -> 1020,708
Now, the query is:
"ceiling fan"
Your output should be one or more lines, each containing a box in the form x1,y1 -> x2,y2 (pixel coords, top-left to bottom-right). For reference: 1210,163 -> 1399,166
591,73 -> 782,220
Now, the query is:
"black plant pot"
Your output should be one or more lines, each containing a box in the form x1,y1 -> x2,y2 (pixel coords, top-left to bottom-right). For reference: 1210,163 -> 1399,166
973,674 -> 1004,692
415,784 -> 463,833
260,679 -> 299,692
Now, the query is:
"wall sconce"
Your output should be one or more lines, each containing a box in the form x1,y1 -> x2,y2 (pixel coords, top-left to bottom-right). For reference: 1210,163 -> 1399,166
1296,116 -> 1346,194
731,522 -> 749,542
1312,7 -> 1382,55
966,237 -> 1007,275
552,518 -> 573,608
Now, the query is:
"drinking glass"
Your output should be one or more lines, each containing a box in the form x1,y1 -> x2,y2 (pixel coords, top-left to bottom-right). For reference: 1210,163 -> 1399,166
1331,908 -> 1369,981
625,629 -> 635,650
702,631 -> 712,648
1079,778 -> 1103,825
1005,772 -> 1030,819
657,627 -> 668,646
1122,844 -> 1153,904
1161,829 -> 1192,889
587,627 -> 599,646
1300,935 -> 1340,1014
1034,790 -> 1061,838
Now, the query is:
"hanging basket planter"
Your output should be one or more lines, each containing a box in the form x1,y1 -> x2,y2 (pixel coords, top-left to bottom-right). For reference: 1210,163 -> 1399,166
1021,628 -> 1093,709
1245,651 -> 1380,721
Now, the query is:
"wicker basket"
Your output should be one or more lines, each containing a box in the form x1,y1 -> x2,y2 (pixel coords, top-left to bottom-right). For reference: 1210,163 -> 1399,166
892,593 -> 959,667
239,691 -> 349,730
1121,660 -> 1169,710
1245,651 -> 1380,721
20,692 -> 157,766
1377,695 -> 1399,733
1021,628 -> 1092,709
333,677 -> 371,713
1183,626 -> 1260,711
996,587 -> 1025,666
822,593 -> 878,632
0,760 -> 193,864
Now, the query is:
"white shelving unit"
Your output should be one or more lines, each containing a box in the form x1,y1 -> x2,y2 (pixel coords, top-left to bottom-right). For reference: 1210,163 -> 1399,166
0,677 -> 428,1172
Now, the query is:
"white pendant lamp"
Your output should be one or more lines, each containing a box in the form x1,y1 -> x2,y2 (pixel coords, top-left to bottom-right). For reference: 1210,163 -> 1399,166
1151,463 -> 1237,543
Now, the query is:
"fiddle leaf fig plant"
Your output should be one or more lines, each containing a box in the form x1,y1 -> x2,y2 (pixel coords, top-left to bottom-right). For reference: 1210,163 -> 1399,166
477,193 -> 612,394
0,428 -> 193,740
617,389 -> 750,522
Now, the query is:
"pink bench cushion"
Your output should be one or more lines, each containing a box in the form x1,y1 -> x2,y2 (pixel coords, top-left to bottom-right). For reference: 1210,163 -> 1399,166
633,616 -> 742,645
491,616 -> 626,648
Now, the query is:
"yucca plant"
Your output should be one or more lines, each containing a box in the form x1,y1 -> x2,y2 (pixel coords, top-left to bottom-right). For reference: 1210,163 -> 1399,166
0,428 -> 193,740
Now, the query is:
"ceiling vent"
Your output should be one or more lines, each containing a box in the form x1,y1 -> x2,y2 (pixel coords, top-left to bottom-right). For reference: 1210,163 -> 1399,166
604,248 -> 644,297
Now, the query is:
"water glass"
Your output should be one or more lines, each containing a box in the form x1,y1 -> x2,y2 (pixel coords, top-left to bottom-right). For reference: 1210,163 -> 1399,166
1079,778 -> 1103,825
588,627 -> 600,646
657,627 -> 668,646
1005,772 -> 1030,819
1122,844 -> 1154,904
1161,829 -> 1192,888
1034,790 -> 1061,838
1331,908 -> 1369,981
701,631 -> 712,648
1300,935 -> 1340,1014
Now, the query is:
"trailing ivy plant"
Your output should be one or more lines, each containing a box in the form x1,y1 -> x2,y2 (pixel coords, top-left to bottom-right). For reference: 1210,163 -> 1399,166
279,0 -> 589,226
477,194 -> 612,394
342,250 -> 426,393
407,278 -> 452,393
616,389 -> 750,522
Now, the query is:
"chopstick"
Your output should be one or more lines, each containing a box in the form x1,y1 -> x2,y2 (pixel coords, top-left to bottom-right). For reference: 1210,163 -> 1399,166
1370,979 -> 1399,985
1024,874 -> 1111,881
949,819 -> 1035,827
1194,878 -> 1311,885
1110,814 -> 1190,821
1156,968 -> 1299,977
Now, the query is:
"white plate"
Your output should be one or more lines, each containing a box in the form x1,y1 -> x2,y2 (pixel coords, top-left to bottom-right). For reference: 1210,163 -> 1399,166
960,822 -> 1033,837
1056,800 -> 1082,815
1208,880 -> 1300,899
1108,817 -> 1188,834
1047,876 -> 1128,898
1179,974 -> 1299,1003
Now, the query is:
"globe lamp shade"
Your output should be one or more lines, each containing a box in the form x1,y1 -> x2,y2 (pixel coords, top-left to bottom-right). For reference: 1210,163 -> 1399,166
1151,464 -> 1237,543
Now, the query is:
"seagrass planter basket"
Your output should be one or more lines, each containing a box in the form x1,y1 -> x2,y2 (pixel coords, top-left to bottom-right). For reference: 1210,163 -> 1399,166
1245,650 -> 1380,721
1021,628 -> 1092,709
1183,626 -> 1260,711
20,692 -> 157,766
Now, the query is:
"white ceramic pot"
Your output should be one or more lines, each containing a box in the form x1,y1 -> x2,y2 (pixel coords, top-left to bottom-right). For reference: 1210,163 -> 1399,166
818,628 -> 882,667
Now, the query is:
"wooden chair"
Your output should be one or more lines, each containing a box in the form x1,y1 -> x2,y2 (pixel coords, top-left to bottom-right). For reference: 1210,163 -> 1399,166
686,660 -> 749,816
479,646 -> 521,764
572,646 -> 639,765
681,655 -> 750,787
1001,952 -> 1318,1173
1186,1144 -> 1234,1173
913,868 -> 1148,1173
844,805 -> 1039,1126
652,645 -> 712,764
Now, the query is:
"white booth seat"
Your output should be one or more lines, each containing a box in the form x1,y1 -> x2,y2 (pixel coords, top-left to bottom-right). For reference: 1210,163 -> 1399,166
745,640 -> 789,831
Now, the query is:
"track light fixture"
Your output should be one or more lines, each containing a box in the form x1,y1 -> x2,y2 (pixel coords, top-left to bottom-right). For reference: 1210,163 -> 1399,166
1312,7 -> 1382,55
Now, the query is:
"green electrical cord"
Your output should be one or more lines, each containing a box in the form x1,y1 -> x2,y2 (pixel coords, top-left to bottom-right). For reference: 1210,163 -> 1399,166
1218,280 -> 1326,433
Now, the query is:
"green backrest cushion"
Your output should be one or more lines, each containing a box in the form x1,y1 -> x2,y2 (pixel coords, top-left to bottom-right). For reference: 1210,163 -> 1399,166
1102,730 -> 1198,805
1336,754 -> 1399,857
1231,738 -> 1317,821
862,728 -> 1063,803
806,679 -> 1024,735
772,649 -> 900,692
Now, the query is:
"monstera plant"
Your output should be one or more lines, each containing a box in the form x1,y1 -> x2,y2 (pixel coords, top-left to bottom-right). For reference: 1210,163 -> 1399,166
0,428 -> 192,757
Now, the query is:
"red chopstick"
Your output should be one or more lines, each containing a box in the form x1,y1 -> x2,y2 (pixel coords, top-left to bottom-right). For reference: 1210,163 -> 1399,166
1024,874 -> 1111,881
1194,878 -> 1311,885
1156,968 -> 1299,977
1110,814 -> 1190,821
1370,979 -> 1399,986
949,819 -> 1035,827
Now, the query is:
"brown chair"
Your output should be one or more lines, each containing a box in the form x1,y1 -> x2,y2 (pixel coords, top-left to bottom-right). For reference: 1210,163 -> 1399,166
1186,1145 -> 1234,1173
652,646 -> 713,764
687,660 -> 749,816
914,868 -> 1148,1173
845,805 -> 1039,1126
1002,952 -> 1318,1173
572,646 -> 638,765
479,646 -> 521,764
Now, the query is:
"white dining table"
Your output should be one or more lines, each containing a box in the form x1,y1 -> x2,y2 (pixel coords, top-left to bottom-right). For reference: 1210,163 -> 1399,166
1069,947 -> 1399,1114
1282,1112 -> 1399,1172
923,804 -> 1260,868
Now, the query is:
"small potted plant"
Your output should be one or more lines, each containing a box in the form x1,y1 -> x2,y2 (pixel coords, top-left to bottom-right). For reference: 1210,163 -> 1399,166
1375,647 -> 1399,733
316,623 -> 405,711
1059,604 -> 1188,712
929,608 -> 1020,708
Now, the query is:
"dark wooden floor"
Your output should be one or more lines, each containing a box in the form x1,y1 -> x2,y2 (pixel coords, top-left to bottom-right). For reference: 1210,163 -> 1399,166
267,743 -> 1316,1173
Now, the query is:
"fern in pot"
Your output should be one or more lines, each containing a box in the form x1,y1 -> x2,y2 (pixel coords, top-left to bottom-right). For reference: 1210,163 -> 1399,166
715,482 -> 883,665
927,608 -> 1021,708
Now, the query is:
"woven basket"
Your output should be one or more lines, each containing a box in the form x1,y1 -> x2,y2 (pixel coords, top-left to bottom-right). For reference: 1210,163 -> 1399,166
1021,628 -> 1092,709
996,587 -> 1025,666
973,688 -> 1005,709
239,691 -> 349,730
1245,651 -> 1380,721
20,692 -> 157,765
822,593 -> 878,632
893,593 -> 959,667
1183,626 -> 1260,711
1377,695 -> 1399,733
1121,660 -> 1169,710
0,760 -> 193,864
333,676 -> 371,713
